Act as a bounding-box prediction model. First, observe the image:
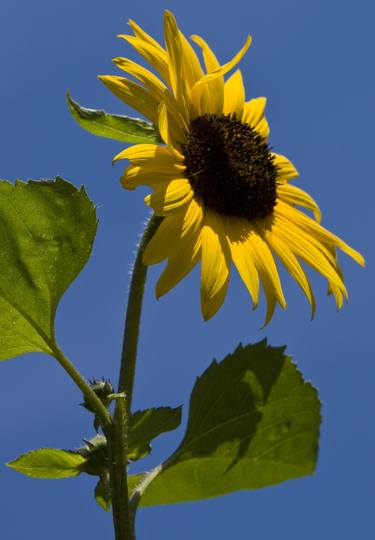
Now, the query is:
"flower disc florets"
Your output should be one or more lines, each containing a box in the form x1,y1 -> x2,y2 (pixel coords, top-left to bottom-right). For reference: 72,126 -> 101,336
183,113 -> 278,221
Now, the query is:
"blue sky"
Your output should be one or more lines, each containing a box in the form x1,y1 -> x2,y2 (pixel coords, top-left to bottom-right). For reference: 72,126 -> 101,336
0,0 -> 374,538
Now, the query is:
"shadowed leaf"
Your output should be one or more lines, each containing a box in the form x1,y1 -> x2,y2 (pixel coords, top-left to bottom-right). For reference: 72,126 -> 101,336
128,406 -> 182,461
129,340 -> 321,506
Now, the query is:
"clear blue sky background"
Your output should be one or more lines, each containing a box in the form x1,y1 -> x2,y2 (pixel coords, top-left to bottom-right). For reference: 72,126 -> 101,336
0,0 -> 374,538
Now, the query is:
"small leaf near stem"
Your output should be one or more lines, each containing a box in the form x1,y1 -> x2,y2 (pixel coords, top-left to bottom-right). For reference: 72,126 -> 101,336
67,92 -> 162,144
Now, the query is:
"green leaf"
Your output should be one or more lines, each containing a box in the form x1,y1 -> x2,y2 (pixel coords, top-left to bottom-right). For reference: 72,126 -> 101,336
128,407 -> 182,461
0,178 -> 97,361
129,340 -> 321,506
95,475 -> 111,512
67,92 -> 162,144
7,449 -> 86,479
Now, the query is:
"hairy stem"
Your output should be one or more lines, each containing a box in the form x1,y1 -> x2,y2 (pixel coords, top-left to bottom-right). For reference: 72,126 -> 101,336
106,397 -> 134,540
117,215 -> 162,409
109,215 -> 161,540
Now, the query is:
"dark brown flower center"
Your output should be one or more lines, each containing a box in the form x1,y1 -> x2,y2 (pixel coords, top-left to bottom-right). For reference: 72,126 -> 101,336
183,113 -> 277,220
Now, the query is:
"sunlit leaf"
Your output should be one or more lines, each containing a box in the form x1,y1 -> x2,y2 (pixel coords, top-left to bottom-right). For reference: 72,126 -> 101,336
129,340 -> 321,506
7,449 -> 86,479
67,92 -> 162,144
0,178 -> 97,361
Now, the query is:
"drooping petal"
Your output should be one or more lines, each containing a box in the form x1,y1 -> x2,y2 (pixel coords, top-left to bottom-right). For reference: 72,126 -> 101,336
273,212 -> 348,299
200,210 -> 231,320
277,184 -> 322,222
242,97 -> 269,139
247,226 -> 287,326
156,228 -> 201,298
144,179 -> 193,215
223,70 -> 245,118
277,200 -> 365,266
143,213 -> 184,265
227,220 -> 259,307
143,198 -> 203,264
265,226 -> 316,318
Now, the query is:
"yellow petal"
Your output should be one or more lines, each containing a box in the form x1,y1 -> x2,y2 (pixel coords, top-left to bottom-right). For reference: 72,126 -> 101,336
200,210 -> 231,320
273,212 -> 348,296
265,228 -> 316,318
178,30 -> 204,90
227,220 -> 259,307
192,34 -> 252,92
223,70 -> 245,118
113,57 -> 166,94
242,97 -> 269,139
277,200 -> 365,266
143,197 -> 203,264
164,11 -> 189,117
113,144 -> 180,165
145,179 -> 193,215
191,34 -> 224,114
157,101 -> 184,159
248,227 -> 286,326
277,183 -> 322,222
156,229 -> 201,298
120,19 -> 170,84
99,75 -> 159,124
121,165 -> 173,191
272,153 -> 299,183
190,34 -> 221,72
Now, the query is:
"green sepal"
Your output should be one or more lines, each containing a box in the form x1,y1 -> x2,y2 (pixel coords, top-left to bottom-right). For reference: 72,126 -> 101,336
7,449 -> 86,479
67,92 -> 162,144
95,474 -> 111,512
77,435 -> 108,476
129,340 -> 321,506
0,178 -> 97,361
128,406 -> 182,461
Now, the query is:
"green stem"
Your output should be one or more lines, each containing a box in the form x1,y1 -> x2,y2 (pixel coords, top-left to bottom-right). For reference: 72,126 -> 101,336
117,215 -> 162,409
52,344 -> 111,428
109,215 -> 161,540
105,397 -> 134,540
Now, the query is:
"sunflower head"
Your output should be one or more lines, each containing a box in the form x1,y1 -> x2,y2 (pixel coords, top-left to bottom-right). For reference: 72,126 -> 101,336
100,11 -> 364,324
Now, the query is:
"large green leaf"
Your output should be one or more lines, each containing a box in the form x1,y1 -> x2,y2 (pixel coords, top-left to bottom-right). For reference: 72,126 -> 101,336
129,340 -> 321,506
0,178 -> 97,361
67,92 -> 162,144
128,407 -> 182,461
7,449 -> 86,479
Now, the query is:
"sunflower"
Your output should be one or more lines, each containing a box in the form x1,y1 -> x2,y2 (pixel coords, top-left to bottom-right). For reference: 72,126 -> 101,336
100,11 -> 364,323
